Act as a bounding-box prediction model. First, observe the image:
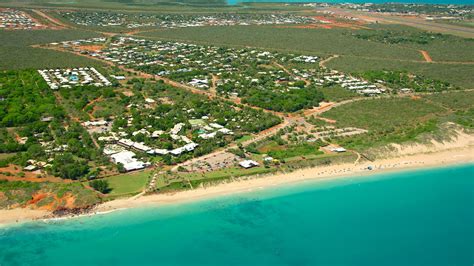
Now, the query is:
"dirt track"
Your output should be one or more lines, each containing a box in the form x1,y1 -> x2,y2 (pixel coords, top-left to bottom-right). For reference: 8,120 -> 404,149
420,50 -> 433,63
31,9 -> 69,29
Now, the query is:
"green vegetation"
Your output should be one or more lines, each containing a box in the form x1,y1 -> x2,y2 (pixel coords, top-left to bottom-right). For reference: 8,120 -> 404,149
357,70 -> 458,92
0,129 -> 25,154
59,83 -> 124,121
141,25 -> 421,60
320,94 -> 474,150
0,70 -> 103,180
242,88 -> 324,112
319,86 -> 359,102
141,24 -> 474,88
0,30 -> 104,70
104,171 -> 150,196
353,28 -> 449,45
51,153 -> 91,180
153,166 -> 277,192
323,97 -> 444,129
89,179 -> 111,194
0,70 -> 64,127
326,56 -> 474,88
352,24 -> 474,62
103,79 -> 281,165
267,143 -> 324,160
0,2 -> 472,210
178,166 -> 274,181
0,180 -> 100,209
425,91 -> 474,128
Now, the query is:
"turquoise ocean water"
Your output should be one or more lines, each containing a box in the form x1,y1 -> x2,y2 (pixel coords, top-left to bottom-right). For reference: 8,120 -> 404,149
0,164 -> 473,266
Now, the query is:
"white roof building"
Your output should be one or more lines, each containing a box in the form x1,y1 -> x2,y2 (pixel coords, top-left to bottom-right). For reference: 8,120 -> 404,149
239,160 -> 260,169
132,142 -> 152,152
110,150 -> 148,171
330,147 -> 347,153
118,138 -> 135,147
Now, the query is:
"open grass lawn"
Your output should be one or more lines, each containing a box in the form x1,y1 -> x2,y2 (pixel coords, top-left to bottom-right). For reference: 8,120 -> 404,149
0,29 -> 105,70
104,171 -> 150,196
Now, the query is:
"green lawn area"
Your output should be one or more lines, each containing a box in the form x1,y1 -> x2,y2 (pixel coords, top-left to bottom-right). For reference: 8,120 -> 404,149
104,171 -> 150,196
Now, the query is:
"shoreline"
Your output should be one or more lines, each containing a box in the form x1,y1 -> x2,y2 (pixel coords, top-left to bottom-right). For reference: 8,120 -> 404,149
1,146 -> 473,227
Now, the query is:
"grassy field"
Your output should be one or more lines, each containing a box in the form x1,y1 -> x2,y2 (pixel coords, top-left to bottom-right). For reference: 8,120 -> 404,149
104,171 -> 150,197
0,29 -> 105,70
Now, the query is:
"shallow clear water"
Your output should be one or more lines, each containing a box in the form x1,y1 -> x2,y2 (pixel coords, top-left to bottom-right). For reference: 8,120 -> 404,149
1,164 -> 473,266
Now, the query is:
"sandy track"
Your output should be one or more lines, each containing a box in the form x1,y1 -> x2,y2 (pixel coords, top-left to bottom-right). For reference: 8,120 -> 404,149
31,9 -> 69,29
420,50 -> 433,63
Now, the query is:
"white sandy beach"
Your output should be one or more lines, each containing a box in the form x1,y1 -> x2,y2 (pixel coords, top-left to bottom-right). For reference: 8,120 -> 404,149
1,144 -> 473,227
95,147 -> 474,211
